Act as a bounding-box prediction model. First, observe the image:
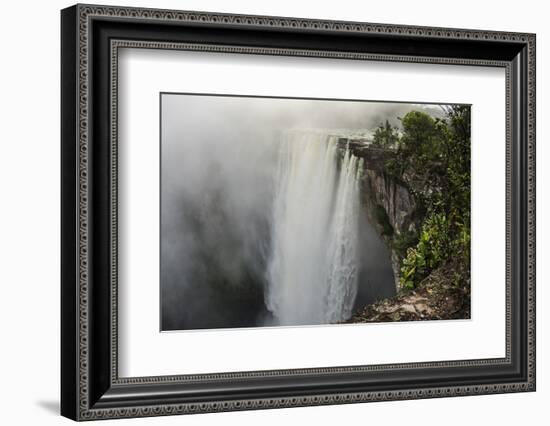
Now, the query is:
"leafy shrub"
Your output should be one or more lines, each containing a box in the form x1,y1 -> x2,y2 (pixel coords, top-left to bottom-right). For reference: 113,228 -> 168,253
399,213 -> 449,289
393,229 -> 419,259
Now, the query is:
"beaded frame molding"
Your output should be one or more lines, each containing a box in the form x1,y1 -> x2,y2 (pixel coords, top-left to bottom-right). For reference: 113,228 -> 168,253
61,4 -> 536,421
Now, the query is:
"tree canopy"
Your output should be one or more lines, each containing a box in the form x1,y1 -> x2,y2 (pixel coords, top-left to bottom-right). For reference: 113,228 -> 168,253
372,119 -> 399,148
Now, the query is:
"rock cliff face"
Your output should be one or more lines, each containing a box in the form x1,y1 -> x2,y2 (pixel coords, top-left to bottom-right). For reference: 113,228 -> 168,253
363,168 -> 416,235
338,138 -> 418,289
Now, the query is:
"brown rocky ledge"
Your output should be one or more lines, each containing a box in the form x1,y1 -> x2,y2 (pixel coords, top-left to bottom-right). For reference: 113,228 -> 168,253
347,262 -> 470,323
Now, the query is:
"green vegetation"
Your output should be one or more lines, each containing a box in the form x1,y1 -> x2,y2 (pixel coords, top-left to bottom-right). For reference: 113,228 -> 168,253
372,119 -> 400,148
400,213 -> 450,289
373,106 -> 471,290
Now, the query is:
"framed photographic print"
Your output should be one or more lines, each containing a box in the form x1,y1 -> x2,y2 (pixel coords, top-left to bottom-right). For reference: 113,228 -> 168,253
61,4 -> 536,421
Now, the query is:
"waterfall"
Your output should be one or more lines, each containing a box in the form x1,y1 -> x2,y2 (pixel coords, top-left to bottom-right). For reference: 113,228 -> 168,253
266,131 -> 363,325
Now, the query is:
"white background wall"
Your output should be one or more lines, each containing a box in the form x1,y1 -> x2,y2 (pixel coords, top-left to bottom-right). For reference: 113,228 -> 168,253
0,0 -> 546,424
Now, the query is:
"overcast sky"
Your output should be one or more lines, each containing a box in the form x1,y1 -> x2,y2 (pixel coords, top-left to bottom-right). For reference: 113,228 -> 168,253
162,94 -> 444,138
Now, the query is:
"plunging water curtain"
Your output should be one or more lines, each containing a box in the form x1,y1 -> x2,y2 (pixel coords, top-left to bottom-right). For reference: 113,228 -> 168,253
266,131 -> 363,325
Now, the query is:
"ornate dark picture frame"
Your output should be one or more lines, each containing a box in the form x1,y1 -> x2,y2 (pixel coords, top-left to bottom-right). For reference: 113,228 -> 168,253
61,4 -> 536,421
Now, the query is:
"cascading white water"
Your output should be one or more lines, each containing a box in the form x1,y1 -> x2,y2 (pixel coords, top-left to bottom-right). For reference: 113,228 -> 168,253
266,130 -> 363,325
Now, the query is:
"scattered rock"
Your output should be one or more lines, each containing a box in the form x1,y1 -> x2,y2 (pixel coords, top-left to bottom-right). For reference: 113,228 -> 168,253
400,304 -> 417,315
